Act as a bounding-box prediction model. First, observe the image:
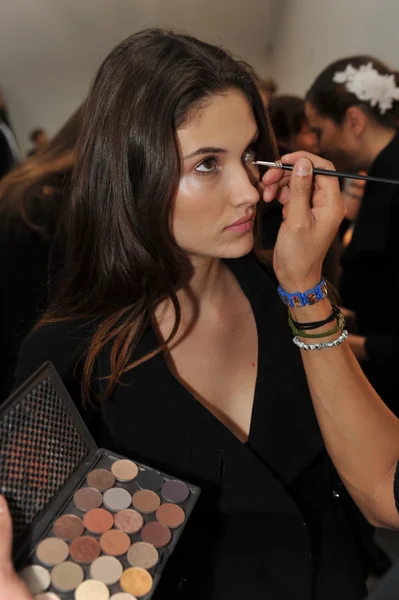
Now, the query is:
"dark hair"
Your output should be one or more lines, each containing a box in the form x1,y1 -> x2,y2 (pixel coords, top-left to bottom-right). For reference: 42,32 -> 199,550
29,127 -> 45,143
0,108 -> 81,235
269,95 -> 306,142
306,55 -> 399,128
39,28 -> 277,402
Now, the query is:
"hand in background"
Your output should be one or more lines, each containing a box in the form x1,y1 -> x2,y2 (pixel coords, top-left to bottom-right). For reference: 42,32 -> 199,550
0,495 -> 33,600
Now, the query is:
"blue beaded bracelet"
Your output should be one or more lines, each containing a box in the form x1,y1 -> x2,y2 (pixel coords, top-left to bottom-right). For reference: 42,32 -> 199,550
278,279 -> 328,308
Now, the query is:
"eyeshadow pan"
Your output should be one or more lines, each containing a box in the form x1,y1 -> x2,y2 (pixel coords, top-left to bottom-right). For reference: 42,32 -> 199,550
90,556 -> 123,585
74,579 -> 110,600
111,460 -> 139,482
36,538 -> 69,566
20,565 -> 51,595
156,503 -> 185,529
34,593 -> 62,600
103,488 -> 132,512
100,529 -> 131,556
132,490 -> 160,514
53,514 -> 84,540
114,509 -> 143,534
110,594 -> 137,600
69,536 -> 101,564
136,469 -> 163,492
127,542 -> 159,569
74,487 -> 103,512
141,521 -> 171,548
87,468 -> 115,491
84,508 -> 114,534
120,567 -> 153,597
161,480 -> 190,504
51,561 -> 84,593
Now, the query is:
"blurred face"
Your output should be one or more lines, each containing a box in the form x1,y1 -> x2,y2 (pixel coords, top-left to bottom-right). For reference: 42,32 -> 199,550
36,132 -> 48,147
173,89 -> 260,260
305,101 -> 362,171
293,122 -> 319,154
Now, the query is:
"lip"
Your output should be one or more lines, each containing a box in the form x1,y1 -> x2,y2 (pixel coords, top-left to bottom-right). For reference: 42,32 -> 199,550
225,213 -> 254,233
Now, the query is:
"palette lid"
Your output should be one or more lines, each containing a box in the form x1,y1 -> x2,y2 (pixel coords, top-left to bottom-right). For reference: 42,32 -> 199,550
0,362 -> 97,561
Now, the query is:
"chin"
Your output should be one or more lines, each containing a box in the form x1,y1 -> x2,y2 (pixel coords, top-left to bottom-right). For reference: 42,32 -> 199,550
220,234 -> 255,259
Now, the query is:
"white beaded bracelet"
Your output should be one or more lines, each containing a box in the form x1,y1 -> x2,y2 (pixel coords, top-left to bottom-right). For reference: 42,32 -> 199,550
293,329 -> 348,351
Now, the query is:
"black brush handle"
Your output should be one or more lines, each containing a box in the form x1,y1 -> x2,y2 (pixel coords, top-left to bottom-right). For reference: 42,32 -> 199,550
280,163 -> 399,186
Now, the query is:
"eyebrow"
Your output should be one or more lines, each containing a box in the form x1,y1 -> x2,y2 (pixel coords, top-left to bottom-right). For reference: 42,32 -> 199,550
183,130 -> 259,160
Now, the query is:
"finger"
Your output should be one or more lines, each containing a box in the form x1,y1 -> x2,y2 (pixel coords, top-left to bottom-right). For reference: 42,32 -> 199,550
288,158 -> 313,223
263,173 -> 291,202
262,167 -> 285,186
0,495 -> 13,565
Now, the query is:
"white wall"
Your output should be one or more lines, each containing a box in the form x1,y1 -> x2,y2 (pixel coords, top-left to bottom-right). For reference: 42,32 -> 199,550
0,0 -> 276,152
271,0 -> 399,97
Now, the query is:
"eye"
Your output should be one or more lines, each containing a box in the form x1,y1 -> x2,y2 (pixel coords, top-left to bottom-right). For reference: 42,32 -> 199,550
195,155 -> 219,174
243,145 -> 257,163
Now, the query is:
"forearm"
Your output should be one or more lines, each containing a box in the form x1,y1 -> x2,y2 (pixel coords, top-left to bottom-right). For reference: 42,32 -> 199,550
291,299 -> 399,528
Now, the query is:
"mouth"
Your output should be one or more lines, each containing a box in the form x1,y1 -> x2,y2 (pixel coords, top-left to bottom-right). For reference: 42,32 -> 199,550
225,213 -> 254,233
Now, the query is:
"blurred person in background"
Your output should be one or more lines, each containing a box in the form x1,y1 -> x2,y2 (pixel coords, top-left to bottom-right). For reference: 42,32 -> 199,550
0,108 -> 81,400
259,77 -> 277,107
27,127 -> 49,156
0,89 -> 20,179
306,56 -> 399,416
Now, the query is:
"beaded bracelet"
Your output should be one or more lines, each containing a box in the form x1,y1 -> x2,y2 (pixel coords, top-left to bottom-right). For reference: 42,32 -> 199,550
293,329 -> 348,351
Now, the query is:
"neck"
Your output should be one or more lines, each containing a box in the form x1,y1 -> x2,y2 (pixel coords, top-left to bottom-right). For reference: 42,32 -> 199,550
360,125 -> 396,170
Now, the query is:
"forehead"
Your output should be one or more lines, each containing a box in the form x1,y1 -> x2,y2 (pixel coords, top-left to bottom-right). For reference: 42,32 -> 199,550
177,89 -> 257,153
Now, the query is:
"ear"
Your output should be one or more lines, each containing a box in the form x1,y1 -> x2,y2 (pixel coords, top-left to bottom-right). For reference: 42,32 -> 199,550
344,106 -> 367,136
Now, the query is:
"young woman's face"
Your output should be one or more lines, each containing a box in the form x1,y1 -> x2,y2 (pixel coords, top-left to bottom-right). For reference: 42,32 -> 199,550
173,89 -> 261,261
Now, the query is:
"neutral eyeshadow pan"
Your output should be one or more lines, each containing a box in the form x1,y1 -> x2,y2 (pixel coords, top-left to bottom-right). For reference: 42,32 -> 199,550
34,593 -> 62,600
86,469 -> 115,492
127,542 -> 159,570
111,460 -> 139,482
90,556 -> 123,585
53,514 -> 84,540
114,509 -> 143,534
109,594 -> 137,600
36,538 -> 69,566
74,579 -> 110,600
103,488 -> 132,512
141,521 -> 171,549
20,565 -> 51,595
69,536 -> 101,564
132,490 -> 160,514
74,487 -> 103,512
51,561 -> 84,593
156,503 -> 185,529
100,529 -> 131,556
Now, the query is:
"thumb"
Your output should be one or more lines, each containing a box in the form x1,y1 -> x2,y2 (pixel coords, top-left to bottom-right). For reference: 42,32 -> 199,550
0,495 -> 13,565
288,158 -> 313,223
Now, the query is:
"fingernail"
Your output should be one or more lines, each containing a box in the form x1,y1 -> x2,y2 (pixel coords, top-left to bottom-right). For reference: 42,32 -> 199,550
296,159 -> 311,176
0,495 -> 5,514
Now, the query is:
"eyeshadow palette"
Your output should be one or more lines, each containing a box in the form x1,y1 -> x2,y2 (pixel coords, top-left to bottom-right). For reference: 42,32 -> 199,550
0,362 -> 200,599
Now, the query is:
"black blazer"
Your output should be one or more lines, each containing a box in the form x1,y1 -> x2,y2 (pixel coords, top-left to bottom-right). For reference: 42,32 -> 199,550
14,253 -> 369,600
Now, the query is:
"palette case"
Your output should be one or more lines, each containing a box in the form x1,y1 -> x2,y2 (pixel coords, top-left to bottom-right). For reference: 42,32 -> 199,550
0,361 -> 201,598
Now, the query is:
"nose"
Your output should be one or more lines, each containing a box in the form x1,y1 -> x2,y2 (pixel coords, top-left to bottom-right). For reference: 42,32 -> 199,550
229,162 -> 260,207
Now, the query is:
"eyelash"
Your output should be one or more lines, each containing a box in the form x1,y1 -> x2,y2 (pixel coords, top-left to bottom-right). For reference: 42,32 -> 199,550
194,144 -> 257,175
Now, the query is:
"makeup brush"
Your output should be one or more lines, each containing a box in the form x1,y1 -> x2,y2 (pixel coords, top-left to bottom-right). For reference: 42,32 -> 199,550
253,160 -> 399,186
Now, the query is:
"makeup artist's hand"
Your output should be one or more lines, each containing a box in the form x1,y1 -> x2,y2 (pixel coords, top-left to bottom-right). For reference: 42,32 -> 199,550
262,152 -> 345,291
0,495 -> 33,600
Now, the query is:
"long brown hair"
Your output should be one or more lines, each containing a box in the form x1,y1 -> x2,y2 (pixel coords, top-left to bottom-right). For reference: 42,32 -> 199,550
306,55 -> 399,128
40,29 -> 277,401
0,108 -> 81,235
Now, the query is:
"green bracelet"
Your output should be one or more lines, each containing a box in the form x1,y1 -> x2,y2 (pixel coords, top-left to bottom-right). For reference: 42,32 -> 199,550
288,310 -> 346,339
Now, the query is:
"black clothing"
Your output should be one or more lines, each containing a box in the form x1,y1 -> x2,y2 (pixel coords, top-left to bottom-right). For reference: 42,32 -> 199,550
14,253 -> 368,600
0,198 -> 59,400
340,133 -> 399,412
